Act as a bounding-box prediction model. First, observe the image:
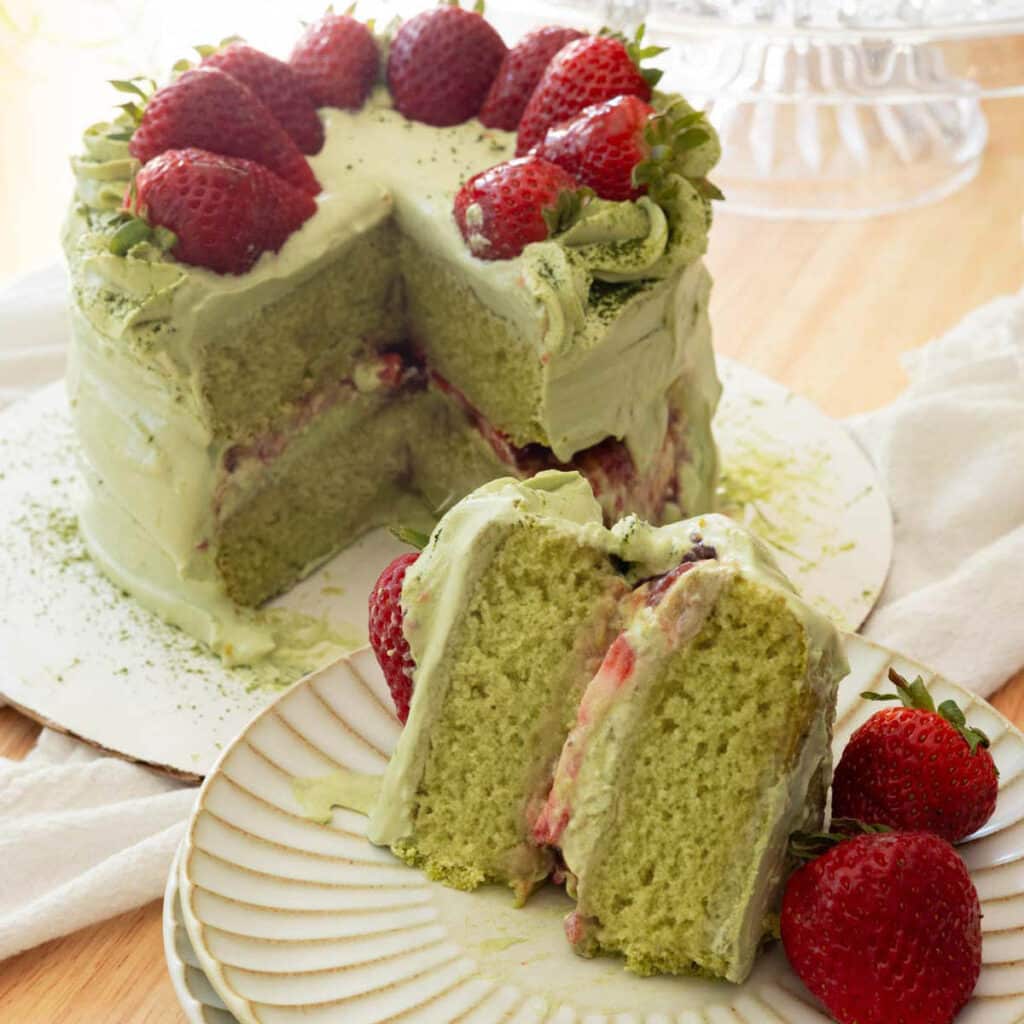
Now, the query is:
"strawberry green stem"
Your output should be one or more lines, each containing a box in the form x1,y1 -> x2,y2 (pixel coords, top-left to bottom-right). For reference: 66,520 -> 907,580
390,526 -> 431,551
790,819 -> 893,862
863,668 -> 992,756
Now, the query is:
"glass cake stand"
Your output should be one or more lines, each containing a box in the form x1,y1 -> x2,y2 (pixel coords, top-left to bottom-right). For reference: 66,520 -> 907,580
491,0 -> 1024,218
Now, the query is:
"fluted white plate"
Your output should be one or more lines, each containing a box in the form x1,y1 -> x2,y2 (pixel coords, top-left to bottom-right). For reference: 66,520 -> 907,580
165,843 -> 237,1024
175,635 -> 1024,1024
0,361 -> 889,779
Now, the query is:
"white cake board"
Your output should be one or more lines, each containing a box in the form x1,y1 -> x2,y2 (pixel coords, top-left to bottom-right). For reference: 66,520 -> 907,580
0,361 -> 891,779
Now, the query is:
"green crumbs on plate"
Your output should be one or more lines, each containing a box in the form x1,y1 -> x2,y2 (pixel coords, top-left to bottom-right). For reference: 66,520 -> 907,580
292,769 -> 382,823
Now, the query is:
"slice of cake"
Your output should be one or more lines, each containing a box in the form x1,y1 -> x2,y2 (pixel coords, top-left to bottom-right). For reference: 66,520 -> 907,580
535,515 -> 846,983
367,473 -> 627,902
62,9 -> 724,664
367,472 -> 847,982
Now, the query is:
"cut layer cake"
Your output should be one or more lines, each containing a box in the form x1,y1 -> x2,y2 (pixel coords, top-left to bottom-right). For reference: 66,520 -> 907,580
62,10 -> 723,662
366,471 -> 848,984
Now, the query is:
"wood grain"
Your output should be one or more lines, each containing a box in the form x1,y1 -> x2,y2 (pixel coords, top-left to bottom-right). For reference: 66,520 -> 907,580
0,97 -> 1022,1024
0,706 -> 42,760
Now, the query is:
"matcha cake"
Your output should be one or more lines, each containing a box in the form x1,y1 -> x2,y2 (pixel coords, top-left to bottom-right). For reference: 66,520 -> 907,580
368,473 -> 628,901
367,472 -> 847,983
63,9 -> 723,664
535,514 -> 846,983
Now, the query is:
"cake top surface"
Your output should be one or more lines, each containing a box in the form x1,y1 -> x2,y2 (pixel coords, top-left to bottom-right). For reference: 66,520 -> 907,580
66,81 -> 715,346
64,13 -> 724,495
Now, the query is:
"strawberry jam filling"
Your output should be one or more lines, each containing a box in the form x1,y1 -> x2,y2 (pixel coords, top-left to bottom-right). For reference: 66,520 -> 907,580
640,538 -> 718,607
430,369 -> 683,523
532,633 -> 639,848
532,539 -> 719,852
221,350 -> 417,475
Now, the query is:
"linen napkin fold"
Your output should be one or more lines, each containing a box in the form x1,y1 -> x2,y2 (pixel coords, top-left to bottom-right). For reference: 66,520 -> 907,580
849,293 -> 1024,697
0,728 -> 194,961
0,267 -> 1022,961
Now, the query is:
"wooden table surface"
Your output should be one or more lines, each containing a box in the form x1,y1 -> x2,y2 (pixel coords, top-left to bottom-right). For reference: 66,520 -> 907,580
1,95 -> 1023,1022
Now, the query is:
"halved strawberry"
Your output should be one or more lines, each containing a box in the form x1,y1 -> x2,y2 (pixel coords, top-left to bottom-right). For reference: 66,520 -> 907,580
289,13 -> 379,111
129,148 -> 316,275
129,67 -> 320,196
515,30 -> 662,156
368,552 -> 420,723
388,5 -> 507,127
453,155 -> 582,261
479,25 -> 584,131
200,42 -> 324,154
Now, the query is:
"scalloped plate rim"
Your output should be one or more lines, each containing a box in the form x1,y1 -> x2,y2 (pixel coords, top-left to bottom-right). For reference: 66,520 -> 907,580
172,634 -> 1024,1024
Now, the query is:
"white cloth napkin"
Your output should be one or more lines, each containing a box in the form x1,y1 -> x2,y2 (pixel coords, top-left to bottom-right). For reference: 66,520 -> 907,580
0,730 -> 193,960
0,266 -> 1022,962
850,295 -> 1024,698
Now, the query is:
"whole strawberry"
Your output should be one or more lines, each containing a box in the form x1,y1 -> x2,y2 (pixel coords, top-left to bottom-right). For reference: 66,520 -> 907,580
536,96 -> 719,202
388,5 -> 507,127
129,67 -> 320,195
368,552 -> 419,723
833,668 -> 999,843
289,13 -> 379,111
479,25 -> 584,131
782,829 -> 981,1024
130,148 -> 316,275
453,156 -> 581,261
515,30 -> 662,156
536,94 -> 652,201
200,42 -> 324,154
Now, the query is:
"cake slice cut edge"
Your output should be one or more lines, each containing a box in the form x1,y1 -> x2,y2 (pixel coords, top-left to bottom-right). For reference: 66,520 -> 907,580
538,515 -> 848,983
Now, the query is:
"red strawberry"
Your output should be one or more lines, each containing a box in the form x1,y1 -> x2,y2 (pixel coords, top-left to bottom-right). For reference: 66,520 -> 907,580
453,156 -> 581,261
782,829 -> 981,1024
289,13 -> 379,111
515,31 -> 662,156
129,67 -> 320,196
832,668 -> 999,843
130,148 -> 316,275
536,96 -> 719,202
368,552 -> 420,723
536,94 -> 653,201
200,43 -> 324,155
387,6 -> 507,127
479,25 -> 584,131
